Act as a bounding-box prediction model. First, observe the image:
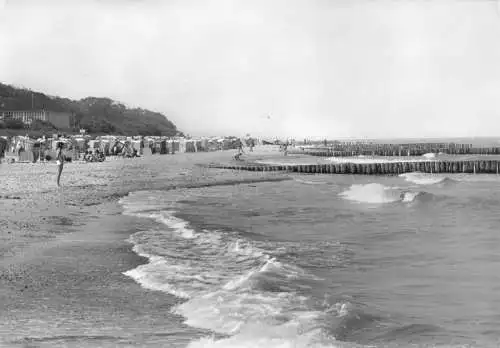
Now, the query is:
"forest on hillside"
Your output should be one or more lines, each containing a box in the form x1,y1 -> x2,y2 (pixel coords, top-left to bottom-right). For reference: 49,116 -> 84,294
0,83 -> 182,136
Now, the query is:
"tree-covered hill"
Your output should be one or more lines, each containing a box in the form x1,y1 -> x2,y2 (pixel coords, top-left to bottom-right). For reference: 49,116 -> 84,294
0,83 -> 182,136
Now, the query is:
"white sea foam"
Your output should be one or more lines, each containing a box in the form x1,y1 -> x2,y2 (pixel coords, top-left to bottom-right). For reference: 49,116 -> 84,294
151,213 -> 197,239
422,153 -> 437,159
186,324 -> 330,348
185,317 -> 371,348
400,191 -> 421,203
340,183 -> 400,204
227,239 -> 264,258
339,183 -> 423,204
123,204 -> 198,239
326,157 -> 436,164
119,193 -> 352,347
294,178 -> 327,185
400,173 -> 449,185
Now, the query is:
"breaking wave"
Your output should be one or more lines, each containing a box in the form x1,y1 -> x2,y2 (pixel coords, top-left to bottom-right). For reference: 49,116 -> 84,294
339,183 -> 426,204
294,178 -> 328,185
119,193 -> 367,348
399,173 -> 455,185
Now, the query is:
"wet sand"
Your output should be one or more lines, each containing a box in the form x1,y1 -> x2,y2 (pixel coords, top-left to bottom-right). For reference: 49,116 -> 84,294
0,146 -> 288,347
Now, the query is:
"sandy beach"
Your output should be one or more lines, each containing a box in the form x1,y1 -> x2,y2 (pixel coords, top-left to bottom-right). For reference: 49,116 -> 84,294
0,146 -> 289,347
4,147 -> 500,347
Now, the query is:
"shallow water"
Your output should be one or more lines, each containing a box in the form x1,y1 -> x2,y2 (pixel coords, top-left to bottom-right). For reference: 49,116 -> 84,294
117,171 -> 500,347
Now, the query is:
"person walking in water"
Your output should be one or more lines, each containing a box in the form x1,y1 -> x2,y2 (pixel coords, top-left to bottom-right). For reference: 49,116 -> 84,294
56,142 -> 64,187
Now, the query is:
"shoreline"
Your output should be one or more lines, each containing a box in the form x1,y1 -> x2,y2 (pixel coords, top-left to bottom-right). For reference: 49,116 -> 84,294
2,146 -> 498,347
1,146 -> 495,270
0,146 -> 290,347
0,146 -> 289,260
0,199 -> 202,347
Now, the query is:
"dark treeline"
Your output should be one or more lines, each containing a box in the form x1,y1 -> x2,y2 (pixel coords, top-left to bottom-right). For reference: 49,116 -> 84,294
0,83 -> 182,136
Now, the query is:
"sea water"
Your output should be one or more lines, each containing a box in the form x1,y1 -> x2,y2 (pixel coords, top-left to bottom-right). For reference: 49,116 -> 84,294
119,172 -> 500,347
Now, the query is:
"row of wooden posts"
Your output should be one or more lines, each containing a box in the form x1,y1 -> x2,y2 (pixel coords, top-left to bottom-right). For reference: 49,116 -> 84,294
287,146 -> 500,157
208,160 -> 500,174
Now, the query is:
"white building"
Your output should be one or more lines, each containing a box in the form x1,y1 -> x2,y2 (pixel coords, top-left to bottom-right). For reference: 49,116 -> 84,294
0,110 -> 73,129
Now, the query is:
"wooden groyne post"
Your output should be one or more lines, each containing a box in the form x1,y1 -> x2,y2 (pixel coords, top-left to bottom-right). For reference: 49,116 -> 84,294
207,160 -> 500,174
287,142 -> 500,157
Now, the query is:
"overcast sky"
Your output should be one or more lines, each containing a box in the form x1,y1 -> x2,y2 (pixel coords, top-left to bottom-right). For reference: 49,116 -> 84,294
1,0 -> 500,138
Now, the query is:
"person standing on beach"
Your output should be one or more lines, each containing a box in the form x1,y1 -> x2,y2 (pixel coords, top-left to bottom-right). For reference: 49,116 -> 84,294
56,142 -> 64,187
16,140 -> 23,162
234,139 -> 245,160
238,139 -> 244,153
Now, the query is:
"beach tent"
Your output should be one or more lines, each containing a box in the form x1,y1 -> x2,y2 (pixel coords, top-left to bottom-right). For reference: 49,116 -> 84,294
185,140 -> 196,153
18,137 -> 35,162
11,136 -> 27,153
44,138 -> 74,161
207,139 -> 220,151
149,140 -> 161,154
0,137 -> 7,159
131,140 -> 142,155
172,140 -> 180,153
154,141 -> 161,154
198,139 -> 208,152
119,141 -> 133,157
216,138 -> 226,150
159,139 -> 168,154
110,140 -> 126,155
178,139 -> 187,153
87,140 -> 99,150
166,140 -> 174,154
223,138 -> 238,150
99,140 -> 111,155
143,146 -> 152,156
73,138 -> 87,151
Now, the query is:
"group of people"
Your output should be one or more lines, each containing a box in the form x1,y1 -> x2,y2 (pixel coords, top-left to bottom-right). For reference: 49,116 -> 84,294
233,138 -> 293,161
84,149 -> 106,162
110,142 -> 140,158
